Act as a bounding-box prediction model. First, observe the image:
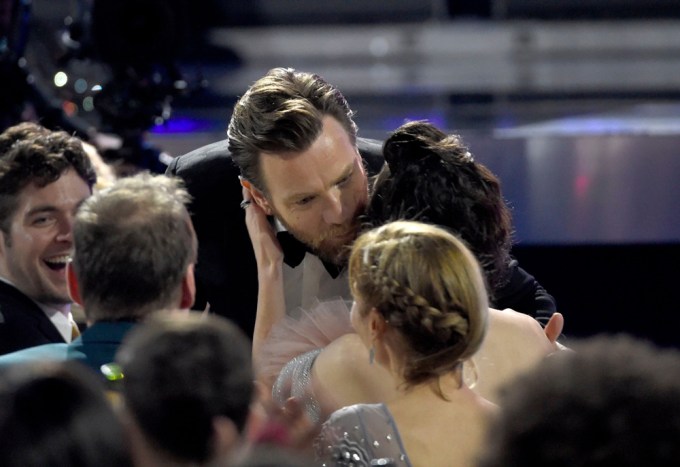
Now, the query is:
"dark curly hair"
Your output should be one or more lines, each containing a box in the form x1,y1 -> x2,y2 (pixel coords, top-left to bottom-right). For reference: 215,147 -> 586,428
364,120 -> 513,300
0,122 -> 96,234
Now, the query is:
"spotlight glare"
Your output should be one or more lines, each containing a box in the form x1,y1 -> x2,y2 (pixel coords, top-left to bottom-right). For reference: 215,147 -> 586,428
54,71 -> 68,87
75,78 -> 88,94
83,96 -> 95,111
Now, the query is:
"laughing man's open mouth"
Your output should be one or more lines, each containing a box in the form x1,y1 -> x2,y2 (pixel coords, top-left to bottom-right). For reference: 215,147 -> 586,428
44,255 -> 71,271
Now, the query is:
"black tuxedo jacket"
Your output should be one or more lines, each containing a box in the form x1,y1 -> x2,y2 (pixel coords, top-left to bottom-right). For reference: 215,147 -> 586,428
0,280 -> 65,355
166,137 -> 384,336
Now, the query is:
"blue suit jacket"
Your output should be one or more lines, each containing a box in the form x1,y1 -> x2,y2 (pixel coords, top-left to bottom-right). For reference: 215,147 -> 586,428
0,321 -> 137,373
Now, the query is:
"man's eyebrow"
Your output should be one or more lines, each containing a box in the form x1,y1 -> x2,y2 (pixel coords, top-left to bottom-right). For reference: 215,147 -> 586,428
284,162 -> 355,204
284,184 -> 321,205
332,162 -> 354,185
25,205 -> 58,216
25,196 -> 89,216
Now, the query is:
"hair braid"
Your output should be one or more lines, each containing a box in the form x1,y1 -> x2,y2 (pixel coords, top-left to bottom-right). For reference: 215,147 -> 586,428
376,274 -> 470,344
349,221 -> 488,391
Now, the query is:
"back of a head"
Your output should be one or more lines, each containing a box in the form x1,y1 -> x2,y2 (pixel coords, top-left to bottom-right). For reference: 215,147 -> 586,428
0,122 -> 96,233
479,334 -> 680,467
117,313 -> 254,464
366,120 -> 513,294
0,361 -> 131,467
72,173 -> 196,321
349,220 -> 488,389
227,67 -> 358,192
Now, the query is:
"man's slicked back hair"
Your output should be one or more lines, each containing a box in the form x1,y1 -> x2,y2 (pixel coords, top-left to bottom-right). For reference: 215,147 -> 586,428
227,67 -> 358,193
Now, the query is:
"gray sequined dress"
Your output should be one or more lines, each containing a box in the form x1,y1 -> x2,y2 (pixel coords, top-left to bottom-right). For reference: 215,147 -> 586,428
316,403 -> 412,467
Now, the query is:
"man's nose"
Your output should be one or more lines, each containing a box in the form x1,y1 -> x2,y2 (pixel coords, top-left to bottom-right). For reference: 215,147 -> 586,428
322,187 -> 347,225
55,218 -> 74,243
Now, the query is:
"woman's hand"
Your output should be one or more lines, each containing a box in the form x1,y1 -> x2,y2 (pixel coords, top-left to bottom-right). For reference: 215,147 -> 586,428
241,183 -> 287,362
242,185 -> 283,273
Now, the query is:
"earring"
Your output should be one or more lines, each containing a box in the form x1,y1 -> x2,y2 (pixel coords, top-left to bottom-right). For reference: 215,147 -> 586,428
369,346 -> 375,365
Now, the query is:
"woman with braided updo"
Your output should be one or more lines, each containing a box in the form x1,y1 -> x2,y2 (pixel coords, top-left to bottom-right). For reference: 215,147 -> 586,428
315,220 -> 494,467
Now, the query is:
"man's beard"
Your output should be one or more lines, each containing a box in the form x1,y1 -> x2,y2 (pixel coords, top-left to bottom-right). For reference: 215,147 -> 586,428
276,211 -> 363,267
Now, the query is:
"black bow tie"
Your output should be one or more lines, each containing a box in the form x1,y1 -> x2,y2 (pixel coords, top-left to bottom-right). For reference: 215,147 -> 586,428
276,231 -> 345,279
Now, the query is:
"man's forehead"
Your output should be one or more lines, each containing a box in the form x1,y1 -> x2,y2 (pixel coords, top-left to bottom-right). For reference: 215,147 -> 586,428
261,149 -> 358,198
18,172 -> 89,206
262,136 -> 358,194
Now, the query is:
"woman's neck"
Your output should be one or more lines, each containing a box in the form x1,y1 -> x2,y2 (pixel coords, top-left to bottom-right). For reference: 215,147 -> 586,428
391,369 -> 464,401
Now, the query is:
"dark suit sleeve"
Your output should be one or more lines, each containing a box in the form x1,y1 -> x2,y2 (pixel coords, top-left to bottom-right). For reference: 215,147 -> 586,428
0,283 -> 65,355
357,137 -> 385,176
492,259 -> 557,326
166,141 -> 260,336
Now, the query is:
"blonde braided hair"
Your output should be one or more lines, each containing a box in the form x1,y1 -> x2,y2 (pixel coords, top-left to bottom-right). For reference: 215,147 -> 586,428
350,221 -> 488,390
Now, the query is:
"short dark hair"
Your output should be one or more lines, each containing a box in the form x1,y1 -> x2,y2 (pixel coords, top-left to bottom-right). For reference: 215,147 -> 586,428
117,313 -> 254,464
227,67 -> 357,193
366,120 -> 513,298
479,334 -> 680,467
72,173 -> 196,321
0,361 -> 131,467
0,122 -> 96,234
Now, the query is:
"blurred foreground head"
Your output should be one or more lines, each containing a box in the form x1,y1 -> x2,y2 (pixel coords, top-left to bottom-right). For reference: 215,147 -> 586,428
117,313 -> 253,465
0,361 -> 131,467
479,334 -> 680,467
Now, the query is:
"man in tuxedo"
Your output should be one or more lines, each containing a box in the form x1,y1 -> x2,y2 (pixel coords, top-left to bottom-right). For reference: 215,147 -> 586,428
167,68 -> 384,336
0,173 -> 197,371
0,122 -> 96,355
168,68 -> 556,338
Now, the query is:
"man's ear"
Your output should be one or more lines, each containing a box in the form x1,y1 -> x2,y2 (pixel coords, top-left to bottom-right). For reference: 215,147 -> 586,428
180,263 -> 196,310
66,263 -> 83,306
240,177 -> 273,216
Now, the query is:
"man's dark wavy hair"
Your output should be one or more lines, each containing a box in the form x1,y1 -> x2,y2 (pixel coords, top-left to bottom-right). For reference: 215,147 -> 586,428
365,120 -> 513,298
0,122 -> 96,234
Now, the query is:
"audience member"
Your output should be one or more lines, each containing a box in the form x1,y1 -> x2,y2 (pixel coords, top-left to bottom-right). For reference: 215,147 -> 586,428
316,221 -> 494,466
116,313 -> 254,467
0,173 -> 197,372
478,334 -> 680,467
167,68 -> 555,337
0,360 -> 132,467
0,122 -> 96,355
167,67 -> 380,336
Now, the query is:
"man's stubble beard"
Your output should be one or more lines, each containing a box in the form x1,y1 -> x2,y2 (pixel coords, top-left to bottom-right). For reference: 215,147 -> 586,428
275,204 -> 365,267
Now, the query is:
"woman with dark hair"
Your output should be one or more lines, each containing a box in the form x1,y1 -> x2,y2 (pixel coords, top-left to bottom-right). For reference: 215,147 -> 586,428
0,361 -> 132,467
368,120 -> 554,322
